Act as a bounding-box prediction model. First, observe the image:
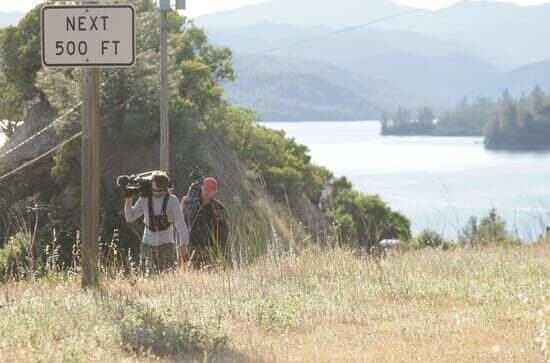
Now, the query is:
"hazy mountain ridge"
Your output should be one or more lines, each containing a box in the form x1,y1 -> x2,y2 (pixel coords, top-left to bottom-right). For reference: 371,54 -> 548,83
208,23 -> 474,61
213,23 -> 505,117
343,52 -> 500,98
470,59 -> 550,98
201,0 -> 550,119
4,2 -> 550,120
198,0 -> 550,69
5,1 -> 550,69
196,0 -> 410,29
226,71 -> 379,121
383,1 -> 550,68
225,55 -> 403,120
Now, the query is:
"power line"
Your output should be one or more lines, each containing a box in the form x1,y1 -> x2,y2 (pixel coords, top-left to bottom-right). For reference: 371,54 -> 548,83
0,66 -> 128,162
0,132 -> 81,183
0,94 -> 138,182
0,7 -> 426,179
255,8 -> 425,56
0,101 -> 82,161
0,46 -> 154,163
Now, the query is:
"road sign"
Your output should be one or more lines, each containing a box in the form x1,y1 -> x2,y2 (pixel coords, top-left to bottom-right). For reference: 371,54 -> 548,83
41,5 -> 135,67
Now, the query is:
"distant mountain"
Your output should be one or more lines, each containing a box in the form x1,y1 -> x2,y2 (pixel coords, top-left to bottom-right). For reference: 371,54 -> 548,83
224,55 -> 410,120
227,73 -> 376,121
470,59 -> 550,99
343,53 -> 500,102
198,0 -> 550,69
207,23 -> 474,62
0,11 -> 24,27
196,0 -> 410,29
208,22 -> 500,110
377,1 -> 550,69
209,22 -> 501,112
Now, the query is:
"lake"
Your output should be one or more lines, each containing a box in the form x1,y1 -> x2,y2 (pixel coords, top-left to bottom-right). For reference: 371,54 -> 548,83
264,121 -> 550,241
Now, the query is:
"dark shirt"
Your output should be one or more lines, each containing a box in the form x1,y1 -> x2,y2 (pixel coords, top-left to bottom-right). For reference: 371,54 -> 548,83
186,198 -> 229,251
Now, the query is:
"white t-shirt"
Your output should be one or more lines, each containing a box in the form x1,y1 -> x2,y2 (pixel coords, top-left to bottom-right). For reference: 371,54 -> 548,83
124,194 -> 189,246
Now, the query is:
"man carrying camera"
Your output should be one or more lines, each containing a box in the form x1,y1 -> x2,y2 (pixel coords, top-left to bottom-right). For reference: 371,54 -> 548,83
124,170 -> 189,273
181,177 -> 229,267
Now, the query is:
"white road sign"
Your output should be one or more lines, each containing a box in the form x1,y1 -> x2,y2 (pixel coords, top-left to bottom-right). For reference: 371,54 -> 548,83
41,5 -> 135,67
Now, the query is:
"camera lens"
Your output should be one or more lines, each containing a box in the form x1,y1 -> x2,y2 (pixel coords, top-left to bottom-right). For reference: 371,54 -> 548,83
116,175 -> 130,187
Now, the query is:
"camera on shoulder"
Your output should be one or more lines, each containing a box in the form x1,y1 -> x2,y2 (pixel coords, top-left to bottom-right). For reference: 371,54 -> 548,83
115,172 -> 153,199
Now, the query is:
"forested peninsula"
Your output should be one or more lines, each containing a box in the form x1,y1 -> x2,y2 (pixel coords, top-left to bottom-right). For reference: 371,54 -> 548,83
382,87 -> 550,151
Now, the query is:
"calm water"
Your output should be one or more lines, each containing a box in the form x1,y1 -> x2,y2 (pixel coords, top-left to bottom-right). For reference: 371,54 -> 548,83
264,121 -> 550,241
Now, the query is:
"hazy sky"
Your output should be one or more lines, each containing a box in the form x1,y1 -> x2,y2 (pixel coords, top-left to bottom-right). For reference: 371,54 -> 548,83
2,0 -> 550,16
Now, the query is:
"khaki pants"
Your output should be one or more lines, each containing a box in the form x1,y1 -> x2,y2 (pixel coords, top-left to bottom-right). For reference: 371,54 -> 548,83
140,242 -> 176,273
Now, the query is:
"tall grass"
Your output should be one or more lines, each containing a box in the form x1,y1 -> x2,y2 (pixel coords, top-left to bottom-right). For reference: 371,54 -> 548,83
0,196 -> 547,361
0,240 -> 547,362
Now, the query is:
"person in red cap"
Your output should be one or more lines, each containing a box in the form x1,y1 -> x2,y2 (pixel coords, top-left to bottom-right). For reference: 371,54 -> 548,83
181,177 -> 229,267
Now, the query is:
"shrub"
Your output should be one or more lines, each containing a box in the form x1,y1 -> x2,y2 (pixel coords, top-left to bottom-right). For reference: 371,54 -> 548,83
459,208 -> 522,247
411,229 -> 454,250
117,300 -> 227,357
0,232 -> 25,280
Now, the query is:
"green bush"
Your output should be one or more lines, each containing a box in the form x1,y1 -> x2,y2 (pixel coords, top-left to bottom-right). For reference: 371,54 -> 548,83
321,178 -> 411,248
459,208 -> 521,247
410,229 -> 454,250
118,300 -> 227,357
0,232 -> 25,280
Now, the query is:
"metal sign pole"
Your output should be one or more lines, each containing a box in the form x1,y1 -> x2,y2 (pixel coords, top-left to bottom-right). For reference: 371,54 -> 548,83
160,4 -> 169,172
81,67 -> 100,289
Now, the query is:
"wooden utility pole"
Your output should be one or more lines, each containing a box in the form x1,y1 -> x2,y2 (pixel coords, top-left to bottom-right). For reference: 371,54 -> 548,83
41,3 -> 135,290
160,5 -> 169,172
81,68 -> 100,289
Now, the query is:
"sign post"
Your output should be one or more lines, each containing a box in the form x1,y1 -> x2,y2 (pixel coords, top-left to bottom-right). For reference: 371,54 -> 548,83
41,4 -> 135,289
81,67 -> 100,288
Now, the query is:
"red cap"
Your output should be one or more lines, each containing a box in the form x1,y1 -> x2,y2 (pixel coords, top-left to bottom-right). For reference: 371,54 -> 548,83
201,177 -> 218,192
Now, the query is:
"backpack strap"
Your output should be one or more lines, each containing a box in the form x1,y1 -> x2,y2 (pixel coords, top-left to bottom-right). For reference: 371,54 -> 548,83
161,193 -> 170,216
147,195 -> 155,230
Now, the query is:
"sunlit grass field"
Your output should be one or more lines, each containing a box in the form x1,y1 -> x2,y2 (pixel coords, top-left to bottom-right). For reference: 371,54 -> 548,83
0,242 -> 548,362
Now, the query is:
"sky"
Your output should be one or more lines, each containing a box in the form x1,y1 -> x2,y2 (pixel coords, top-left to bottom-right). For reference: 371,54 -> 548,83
2,0 -> 550,16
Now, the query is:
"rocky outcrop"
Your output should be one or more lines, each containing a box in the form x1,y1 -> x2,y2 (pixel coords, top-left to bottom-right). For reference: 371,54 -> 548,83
0,97 -> 58,165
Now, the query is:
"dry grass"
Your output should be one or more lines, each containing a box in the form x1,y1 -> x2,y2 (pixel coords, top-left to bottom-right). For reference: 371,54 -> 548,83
0,242 -> 548,362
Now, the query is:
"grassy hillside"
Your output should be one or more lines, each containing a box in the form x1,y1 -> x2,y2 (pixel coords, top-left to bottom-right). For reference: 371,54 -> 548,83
0,242 -> 548,361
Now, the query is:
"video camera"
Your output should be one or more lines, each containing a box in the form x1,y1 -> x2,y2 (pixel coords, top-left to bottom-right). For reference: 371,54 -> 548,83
115,171 -> 154,199
182,167 -> 204,220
